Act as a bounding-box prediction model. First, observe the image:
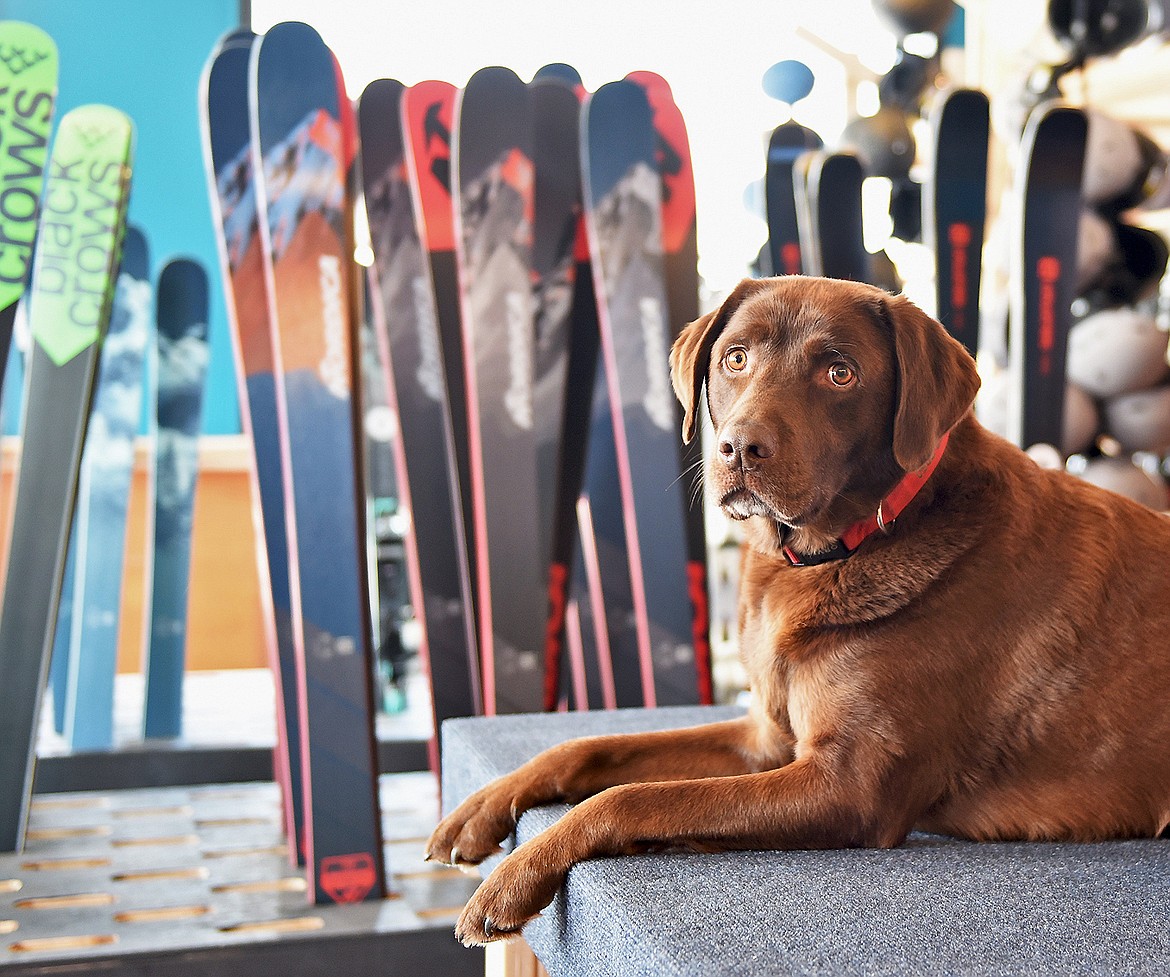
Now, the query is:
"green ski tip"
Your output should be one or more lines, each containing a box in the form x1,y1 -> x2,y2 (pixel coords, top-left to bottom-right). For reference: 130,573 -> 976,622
29,103 -> 134,366
0,21 -> 58,309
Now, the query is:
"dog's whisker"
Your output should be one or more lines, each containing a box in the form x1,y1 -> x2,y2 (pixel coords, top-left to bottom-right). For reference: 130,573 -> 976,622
667,458 -> 705,494
689,472 -> 707,508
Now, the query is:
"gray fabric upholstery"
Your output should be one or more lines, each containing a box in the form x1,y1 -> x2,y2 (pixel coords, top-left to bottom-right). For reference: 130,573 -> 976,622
442,706 -> 1170,976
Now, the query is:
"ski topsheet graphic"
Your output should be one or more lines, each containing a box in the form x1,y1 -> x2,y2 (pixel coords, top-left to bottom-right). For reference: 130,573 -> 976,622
200,26 -> 303,859
358,76 -> 481,731
453,66 -> 545,715
50,225 -> 150,751
924,87 -> 990,356
142,258 -> 210,739
0,21 -> 57,400
581,80 -> 703,707
0,104 -> 133,852
250,21 -> 385,904
629,69 -> 713,706
1008,103 -> 1088,453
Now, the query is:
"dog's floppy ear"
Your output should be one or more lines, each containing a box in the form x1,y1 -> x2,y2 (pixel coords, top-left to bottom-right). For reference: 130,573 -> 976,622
670,278 -> 770,444
879,292 -> 981,471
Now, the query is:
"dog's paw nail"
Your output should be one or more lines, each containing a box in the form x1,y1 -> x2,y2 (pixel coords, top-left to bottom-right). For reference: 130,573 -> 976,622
483,917 -> 495,940
450,846 -> 461,864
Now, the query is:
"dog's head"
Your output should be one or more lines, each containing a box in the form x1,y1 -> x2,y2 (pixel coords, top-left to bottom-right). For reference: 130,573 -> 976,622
669,276 -> 980,554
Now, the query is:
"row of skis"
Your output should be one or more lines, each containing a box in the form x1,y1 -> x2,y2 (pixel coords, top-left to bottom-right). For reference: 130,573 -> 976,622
764,87 -> 1089,456
214,15 -> 1088,905
0,23 -> 212,855
200,20 -> 715,903
0,13 -> 1089,907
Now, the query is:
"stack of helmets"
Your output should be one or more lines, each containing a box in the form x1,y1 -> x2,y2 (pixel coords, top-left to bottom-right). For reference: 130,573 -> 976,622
1065,110 -> 1170,507
979,109 -> 1170,507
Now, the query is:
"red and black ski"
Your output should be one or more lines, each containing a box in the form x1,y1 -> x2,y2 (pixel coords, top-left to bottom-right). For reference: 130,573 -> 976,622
1008,103 -> 1088,453
250,20 -> 384,904
358,77 -> 481,733
628,70 -> 713,706
581,79 -> 704,707
924,87 -> 990,356
452,67 -> 546,715
401,81 -> 481,647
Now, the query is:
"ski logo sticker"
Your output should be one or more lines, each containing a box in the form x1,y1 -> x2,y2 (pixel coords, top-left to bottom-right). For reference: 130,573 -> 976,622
0,37 -> 51,76
639,295 -> 673,431
423,100 -> 451,188
947,222 -> 973,336
780,242 -> 801,275
1036,256 -> 1061,377
0,21 -> 56,302
319,852 -> 377,903
504,287 -> 533,429
412,274 -> 444,400
31,104 -> 133,366
317,252 -> 347,397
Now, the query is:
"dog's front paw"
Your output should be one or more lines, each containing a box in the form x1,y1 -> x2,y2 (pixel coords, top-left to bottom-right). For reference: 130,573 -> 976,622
453,841 -> 567,946
425,783 -> 520,869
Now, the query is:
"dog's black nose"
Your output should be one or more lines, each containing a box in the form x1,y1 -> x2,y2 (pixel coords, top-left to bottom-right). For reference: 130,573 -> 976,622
718,424 -> 775,471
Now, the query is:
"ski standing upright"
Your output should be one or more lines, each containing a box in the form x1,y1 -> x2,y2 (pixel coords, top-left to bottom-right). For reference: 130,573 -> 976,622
250,20 -> 384,903
0,104 -> 133,851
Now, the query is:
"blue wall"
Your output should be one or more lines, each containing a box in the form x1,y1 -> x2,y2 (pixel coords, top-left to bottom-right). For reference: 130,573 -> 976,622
1,0 -> 243,434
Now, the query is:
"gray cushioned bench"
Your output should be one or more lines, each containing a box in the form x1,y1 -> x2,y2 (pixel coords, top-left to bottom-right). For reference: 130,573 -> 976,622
442,705 -> 1170,976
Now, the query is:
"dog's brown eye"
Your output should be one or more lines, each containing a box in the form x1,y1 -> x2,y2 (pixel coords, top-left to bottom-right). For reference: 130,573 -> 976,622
724,347 -> 748,372
828,362 -> 856,387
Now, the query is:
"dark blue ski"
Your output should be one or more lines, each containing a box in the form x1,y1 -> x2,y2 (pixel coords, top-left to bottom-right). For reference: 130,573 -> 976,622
141,258 -> 210,738
1009,104 -> 1088,453
251,20 -> 385,904
796,150 -> 867,282
201,26 -> 304,859
924,87 -> 989,356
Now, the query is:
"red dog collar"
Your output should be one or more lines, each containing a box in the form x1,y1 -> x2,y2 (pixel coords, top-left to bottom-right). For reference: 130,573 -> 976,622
782,433 -> 950,567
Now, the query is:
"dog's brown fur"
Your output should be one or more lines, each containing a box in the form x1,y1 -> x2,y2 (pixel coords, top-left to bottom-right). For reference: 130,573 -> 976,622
426,276 -> 1170,946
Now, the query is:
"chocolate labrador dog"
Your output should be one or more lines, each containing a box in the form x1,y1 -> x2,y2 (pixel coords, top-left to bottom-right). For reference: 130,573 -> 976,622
426,275 -> 1170,946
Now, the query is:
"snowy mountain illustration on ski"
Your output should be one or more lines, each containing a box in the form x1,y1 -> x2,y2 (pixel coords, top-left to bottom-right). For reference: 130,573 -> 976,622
215,141 -> 258,271
460,148 -> 533,271
260,107 -> 344,261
